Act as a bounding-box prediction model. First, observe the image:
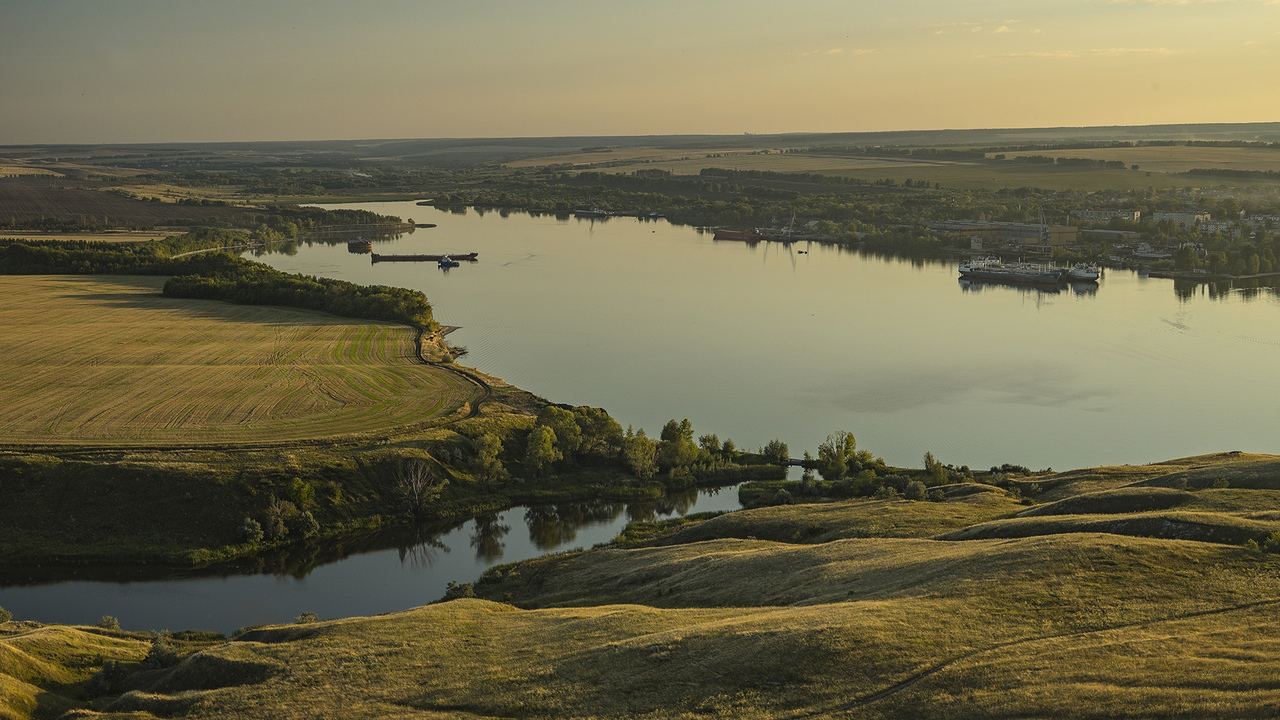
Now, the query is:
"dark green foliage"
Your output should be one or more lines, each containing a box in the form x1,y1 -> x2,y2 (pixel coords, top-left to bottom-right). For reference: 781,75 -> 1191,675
87,660 -> 131,697
0,606 -> 10,624
573,407 -> 624,458
761,438 -> 790,467
144,632 -> 181,669
817,432 -> 856,481
443,580 -> 476,600
98,615 -> 121,630
623,427 -> 659,480
163,254 -> 434,327
524,426 -> 562,478
904,480 -> 928,501
294,611 -> 319,624
658,419 -> 699,470
239,517 -> 264,544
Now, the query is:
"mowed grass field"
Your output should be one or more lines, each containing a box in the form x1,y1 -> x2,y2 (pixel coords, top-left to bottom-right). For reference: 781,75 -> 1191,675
35,453 -> 1280,719
0,276 -> 478,446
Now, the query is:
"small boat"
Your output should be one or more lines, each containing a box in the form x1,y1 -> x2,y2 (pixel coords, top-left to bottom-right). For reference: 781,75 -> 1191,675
573,208 -> 610,218
347,240 -> 373,254
1068,262 -> 1101,282
438,256 -> 460,268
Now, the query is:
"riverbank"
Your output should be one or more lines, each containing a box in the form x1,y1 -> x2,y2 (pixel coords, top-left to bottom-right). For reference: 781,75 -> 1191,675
8,452 -> 1280,720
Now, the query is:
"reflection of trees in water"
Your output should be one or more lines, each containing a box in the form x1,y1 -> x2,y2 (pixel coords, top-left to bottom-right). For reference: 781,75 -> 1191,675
396,524 -> 450,570
627,489 -> 698,523
1176,278 -> 1280,302
523,501 -> 626,550
469,512 -> 510,563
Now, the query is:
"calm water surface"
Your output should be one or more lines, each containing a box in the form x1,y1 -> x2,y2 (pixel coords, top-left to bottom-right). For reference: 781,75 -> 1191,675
262,203 -> 1280,470
0,485 -> 748,634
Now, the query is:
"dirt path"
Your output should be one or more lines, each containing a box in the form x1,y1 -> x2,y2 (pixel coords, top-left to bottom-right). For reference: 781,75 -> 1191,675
791,596 -> 1280,718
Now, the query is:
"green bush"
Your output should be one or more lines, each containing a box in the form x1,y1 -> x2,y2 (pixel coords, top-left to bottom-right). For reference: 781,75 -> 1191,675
0,606 -> 11,624
97,615 -> 121,630
295,611 -> 319,624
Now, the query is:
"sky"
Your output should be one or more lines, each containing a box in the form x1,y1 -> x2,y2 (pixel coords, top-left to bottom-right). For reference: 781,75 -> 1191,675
1,0 -> 1277,144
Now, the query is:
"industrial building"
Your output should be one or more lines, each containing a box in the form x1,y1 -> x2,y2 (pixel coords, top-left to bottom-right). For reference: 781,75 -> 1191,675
926,220 -> 1078,247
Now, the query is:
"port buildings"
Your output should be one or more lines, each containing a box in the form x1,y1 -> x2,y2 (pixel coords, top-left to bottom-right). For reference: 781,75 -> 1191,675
1073,209 -> 1142,224
926,220 -> 1078,247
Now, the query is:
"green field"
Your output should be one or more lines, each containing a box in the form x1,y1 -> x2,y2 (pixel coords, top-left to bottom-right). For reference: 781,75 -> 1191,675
12,452 -> 1279,719
0,276 -> 479,446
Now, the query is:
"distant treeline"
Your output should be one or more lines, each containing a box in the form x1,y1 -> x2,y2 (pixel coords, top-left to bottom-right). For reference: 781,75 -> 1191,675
1001,156 -> 1129,169
1183,168 -> 1280,180
698,167 -> 873,187
802,145 -> 988,161
0,229 -> 434,327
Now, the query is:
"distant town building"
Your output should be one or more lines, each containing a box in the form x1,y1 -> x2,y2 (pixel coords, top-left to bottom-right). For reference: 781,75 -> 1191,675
1072,209 -> 1141,224
1198,221 -> 1240,238
1243,214 -> 1280,229
927,220 -> 1077,247
1150,211 -> 1210,227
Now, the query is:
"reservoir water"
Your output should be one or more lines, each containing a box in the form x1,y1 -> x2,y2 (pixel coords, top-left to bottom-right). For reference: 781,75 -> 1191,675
5,202 -> 1280,632
258,203 -> 1279,471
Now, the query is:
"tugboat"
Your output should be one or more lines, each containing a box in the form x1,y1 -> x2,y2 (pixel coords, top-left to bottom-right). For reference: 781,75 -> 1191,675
438,255 -> 461,269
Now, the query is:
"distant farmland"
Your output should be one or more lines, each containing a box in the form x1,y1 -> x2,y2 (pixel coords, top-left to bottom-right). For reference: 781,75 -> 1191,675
516,145 -> 1280,191
0,177 -> 255,229
0,276 -> 478,446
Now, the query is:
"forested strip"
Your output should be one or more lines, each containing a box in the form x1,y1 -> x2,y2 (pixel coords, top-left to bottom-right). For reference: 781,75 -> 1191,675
0,230 -> 434,328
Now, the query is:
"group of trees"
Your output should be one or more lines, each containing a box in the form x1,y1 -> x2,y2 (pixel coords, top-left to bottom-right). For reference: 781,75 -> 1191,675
163,255 -> 435,327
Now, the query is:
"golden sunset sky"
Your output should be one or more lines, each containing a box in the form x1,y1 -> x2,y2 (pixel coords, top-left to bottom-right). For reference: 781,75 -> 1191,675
1,0 -> 1276,143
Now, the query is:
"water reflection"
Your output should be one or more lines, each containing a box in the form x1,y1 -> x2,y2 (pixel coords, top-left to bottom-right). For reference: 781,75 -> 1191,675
0,484 -> 745,633
1174,277 -> 1280,303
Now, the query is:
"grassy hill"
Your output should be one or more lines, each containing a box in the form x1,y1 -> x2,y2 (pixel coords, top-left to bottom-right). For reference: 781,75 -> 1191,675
9,452 -> 1280,718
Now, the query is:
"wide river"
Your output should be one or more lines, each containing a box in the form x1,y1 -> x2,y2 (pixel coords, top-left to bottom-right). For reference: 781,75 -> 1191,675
4,202 -> 1278,633
267,203 -> 1276,470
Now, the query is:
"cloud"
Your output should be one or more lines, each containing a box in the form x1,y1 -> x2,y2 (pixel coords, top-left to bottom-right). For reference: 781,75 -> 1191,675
800,47 -> 875,57
985,47 -> 1187,59
931,19 -> 1022,35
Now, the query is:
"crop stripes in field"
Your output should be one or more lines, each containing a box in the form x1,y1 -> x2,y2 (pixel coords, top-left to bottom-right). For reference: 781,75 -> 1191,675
790,596 -> 1280,718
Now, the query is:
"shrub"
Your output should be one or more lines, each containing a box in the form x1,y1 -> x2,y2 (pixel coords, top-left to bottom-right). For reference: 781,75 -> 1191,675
773,488 -> 794,505
0,606 -> 11,624
97,615 -> 121,630
87,660 -> 130,696
444,581 -> 476,600
903,480 -> 927,501
143,632 -> 180,669
240,517 -> 264,544
1262,531 -> 1280,553
294,611 -> 319,624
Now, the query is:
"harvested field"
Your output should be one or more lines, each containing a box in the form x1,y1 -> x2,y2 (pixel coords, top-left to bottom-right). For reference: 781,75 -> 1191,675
0,276 -> 478,445
998,144 -> 1280,174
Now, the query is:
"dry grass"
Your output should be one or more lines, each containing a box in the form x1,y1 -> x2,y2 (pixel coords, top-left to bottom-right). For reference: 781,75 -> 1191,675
0,276 -> 478,446
0,625 -> 147,720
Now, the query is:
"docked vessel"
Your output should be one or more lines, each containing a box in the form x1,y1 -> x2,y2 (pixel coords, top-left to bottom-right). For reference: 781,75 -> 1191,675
573,208 -> 610,218
371,252 -> 478,263
712,228 -> 762,242
438,255 -> 461,269
1133,243 -> 1173,260
1068,262 -> 1101,282
958,256 -> 1064,284
347,239 -> 373,254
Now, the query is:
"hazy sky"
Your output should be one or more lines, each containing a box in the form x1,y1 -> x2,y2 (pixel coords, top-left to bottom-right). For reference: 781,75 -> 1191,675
1,0 -> 1276,143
